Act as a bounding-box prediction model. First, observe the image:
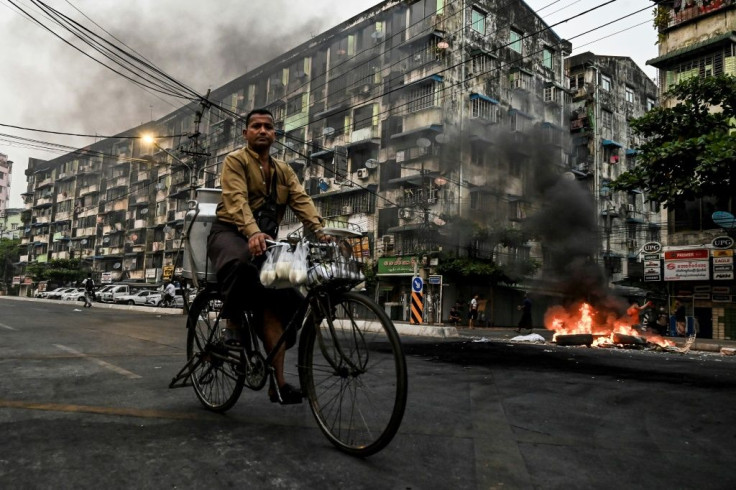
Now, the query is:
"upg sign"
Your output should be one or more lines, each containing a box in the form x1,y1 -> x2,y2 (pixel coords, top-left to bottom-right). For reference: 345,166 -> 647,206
642,242 -> 662,253
712,236 -> 734,249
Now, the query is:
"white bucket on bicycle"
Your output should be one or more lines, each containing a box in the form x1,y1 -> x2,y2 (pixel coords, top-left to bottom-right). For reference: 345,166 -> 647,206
182,188 -> 221,283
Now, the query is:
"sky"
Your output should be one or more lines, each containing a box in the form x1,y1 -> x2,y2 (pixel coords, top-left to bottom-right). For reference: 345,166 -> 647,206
0,0 -> 659,209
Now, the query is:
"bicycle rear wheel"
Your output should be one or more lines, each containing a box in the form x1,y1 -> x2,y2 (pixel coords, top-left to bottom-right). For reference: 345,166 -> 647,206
299,291 -> 408,456
186,290 -> 245,412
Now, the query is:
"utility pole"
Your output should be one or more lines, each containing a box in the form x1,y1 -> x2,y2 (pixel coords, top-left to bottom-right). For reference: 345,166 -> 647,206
180,90 -> 212,200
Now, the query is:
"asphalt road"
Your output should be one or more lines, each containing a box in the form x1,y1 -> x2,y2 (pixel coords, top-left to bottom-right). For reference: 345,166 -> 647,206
1,297 -> 735,489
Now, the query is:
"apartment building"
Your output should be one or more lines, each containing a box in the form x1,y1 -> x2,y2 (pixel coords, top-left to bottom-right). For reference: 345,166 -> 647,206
21,0 -> 575,325
644,0 -> 736,339
566,53 -> 659,286
0,153 -> 11,219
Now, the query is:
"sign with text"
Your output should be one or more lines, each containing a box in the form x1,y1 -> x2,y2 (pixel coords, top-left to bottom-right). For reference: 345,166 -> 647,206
377,256 -> 418,275
664,259 -> 710,281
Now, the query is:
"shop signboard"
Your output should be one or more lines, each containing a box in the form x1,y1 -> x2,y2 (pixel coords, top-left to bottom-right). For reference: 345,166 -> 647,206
377,256 -> 418,275
664,249 -> 710,281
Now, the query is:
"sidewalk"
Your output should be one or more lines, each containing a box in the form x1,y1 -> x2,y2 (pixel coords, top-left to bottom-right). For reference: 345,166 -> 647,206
391,320 -> 736,354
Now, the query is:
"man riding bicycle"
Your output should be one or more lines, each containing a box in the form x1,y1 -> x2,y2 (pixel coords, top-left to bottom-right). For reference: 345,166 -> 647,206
207,108 -> 328,405
162,280 -> 177,307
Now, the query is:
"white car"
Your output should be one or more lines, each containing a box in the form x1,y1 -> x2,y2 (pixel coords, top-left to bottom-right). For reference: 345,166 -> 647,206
145,290 -> 184,308
115,290 -> 158,306
47,287 -> 77,300
61,288 -> 87,301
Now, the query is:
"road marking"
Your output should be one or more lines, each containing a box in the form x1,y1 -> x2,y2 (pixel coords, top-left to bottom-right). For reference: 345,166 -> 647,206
54,344 -> 142,379
0,399 -> 203,420
0,322 -> 16,330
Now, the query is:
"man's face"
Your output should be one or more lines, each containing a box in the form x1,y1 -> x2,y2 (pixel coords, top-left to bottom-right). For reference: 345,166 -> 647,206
244,114 -> 276,152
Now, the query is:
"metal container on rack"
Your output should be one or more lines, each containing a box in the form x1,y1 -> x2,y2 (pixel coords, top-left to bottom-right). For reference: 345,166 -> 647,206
182,188 -> 221,283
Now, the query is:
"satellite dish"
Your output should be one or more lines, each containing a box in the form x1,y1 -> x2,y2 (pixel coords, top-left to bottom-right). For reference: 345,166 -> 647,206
713,211 -> 736,229
322,127 -> 335,137
433,217 -> 446,226
434,177 -> 447,186
365,159 -> 378,169
141,208 -> 149,215
103,236 -> 110,243
562,172 -> 576,181
435,133 -> 450,144
130,234 -> 138,242
371,31 -> 385,39
416,137 -> 432,148
163,226 -> 172,234
113,262 -> 121,269
81,239 -> 88,245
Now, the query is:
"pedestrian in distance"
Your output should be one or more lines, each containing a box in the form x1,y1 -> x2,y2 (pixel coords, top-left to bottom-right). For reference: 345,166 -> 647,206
468,295 -> 479,329
674,299 -> 687,336
516,292 -> 533,332
83,274 -> 95,308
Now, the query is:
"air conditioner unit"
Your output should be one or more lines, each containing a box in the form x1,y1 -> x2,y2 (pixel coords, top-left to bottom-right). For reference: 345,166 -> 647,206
58,173 -> 66,179
357,168 -> 369,179
99,247 -> 109,255
399,208 -> 414,219
382,235 -> 394,248
626,204 -> 635,213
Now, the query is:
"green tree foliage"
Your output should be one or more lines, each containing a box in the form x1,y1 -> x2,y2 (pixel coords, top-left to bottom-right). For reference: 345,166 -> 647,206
26,258 -> 85,285
611,75 -> 736,207
0,238 -> 22,287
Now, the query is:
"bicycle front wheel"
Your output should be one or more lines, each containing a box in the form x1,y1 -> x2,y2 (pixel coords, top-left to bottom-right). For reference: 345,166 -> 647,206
186,290 -> 245,412
299,291 -> 408,456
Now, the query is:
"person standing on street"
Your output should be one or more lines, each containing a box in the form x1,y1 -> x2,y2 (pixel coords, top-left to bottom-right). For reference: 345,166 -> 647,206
83,274 -> 94,308
516,292 -> 533,332
468,295 -> 479,329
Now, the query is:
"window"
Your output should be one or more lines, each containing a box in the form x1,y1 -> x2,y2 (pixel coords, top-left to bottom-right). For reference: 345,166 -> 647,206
471,97 -> 497,121
471,7 -> 486,34
543,86 -> 559,104
353,104 -> 374,131
470,142 -> 487,166
625,86 -> 635,104
569,73 -> 584,90
408,82 -> 436,113
542,48 -> 553,69
601,74 -> 611,91
509,29 -> 522,53
646,98 -> 656,111
472,54 -> 493,76
601,110 -> 612,128
286,94 -> 304,115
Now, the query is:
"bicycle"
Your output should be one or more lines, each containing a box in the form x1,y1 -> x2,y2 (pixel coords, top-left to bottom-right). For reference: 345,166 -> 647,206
170,224 -> 408,457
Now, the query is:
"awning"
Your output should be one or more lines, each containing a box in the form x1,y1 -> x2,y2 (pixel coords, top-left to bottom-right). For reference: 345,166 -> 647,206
626,217 -> 646,224
508,108 -> 533,119
541,121 -> 565,131
625,148 -> 638,156
404,74 -> 443,89
346,138 -> 380,149
390,124 -> 443,140
647,31 -> 736,67
388,171 -> 438,186
309,148 -> 334,160
312,184 -> 375,200
469,92 -> 499,104
602,139 -> 623,148
387,223 -> 426,233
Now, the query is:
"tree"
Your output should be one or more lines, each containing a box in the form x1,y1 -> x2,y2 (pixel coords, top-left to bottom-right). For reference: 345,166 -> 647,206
26,258 -> 85,286
611,75 -> 736,208
0,238 -> 22,291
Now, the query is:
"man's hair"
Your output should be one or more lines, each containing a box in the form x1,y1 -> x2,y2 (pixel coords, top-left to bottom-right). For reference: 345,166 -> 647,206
244,108 -> 274,127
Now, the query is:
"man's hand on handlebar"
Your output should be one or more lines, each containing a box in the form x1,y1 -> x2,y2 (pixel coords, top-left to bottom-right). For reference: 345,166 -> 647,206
248,231 -> 272,256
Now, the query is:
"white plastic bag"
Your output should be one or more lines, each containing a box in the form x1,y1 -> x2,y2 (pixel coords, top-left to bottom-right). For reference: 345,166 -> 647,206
259,248 -> 276,286
273,245 -> 293,281
289,242 -> 308,286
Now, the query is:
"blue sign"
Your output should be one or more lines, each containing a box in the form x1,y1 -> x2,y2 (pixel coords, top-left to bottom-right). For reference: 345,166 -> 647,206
712,211 -> 736,229
412,276 -> 423,293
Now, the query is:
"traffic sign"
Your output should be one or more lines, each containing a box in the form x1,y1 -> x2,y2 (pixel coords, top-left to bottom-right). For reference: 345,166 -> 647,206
412,276 -> 423,293
428,274 -> 442,285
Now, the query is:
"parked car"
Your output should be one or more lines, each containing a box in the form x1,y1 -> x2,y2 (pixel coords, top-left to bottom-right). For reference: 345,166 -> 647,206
145,289 -> 185,308
115,290 -> 158,306
47,287 -> 77,300
94,285 -> 115,302
61,288 -> 87,301
36,287 -> 60,299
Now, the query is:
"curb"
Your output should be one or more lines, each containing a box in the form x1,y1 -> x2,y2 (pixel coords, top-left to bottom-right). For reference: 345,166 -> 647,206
0,295 -> 184,315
